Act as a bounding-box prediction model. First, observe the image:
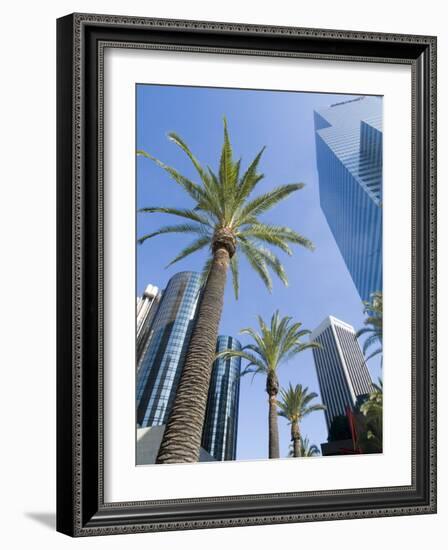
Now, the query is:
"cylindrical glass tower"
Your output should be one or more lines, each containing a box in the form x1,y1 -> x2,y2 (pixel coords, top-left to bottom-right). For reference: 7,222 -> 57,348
201,335 -> 241,461
136,271 -> 202,427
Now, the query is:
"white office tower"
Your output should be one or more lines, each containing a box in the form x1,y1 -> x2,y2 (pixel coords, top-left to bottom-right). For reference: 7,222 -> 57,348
310,316 -> 374,430
136,284 -> 161,368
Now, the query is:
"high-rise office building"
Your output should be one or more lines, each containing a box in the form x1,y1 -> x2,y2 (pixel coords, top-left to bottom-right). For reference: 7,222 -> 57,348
201,336 -> 242,461
136,284 -> 162,368
136,271 -> 202,427
310,316 -> 374,430
314,96 -> 382,302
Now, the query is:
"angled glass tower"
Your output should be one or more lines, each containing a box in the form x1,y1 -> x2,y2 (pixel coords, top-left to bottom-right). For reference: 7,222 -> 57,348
201,335 -> 242,461
314,96 -> 382,302
136,271 -> 202,427
310,316 -> 374,430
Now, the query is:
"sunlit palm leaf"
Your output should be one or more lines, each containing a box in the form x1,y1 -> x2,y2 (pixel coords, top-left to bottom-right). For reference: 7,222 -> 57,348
165,236 -> 210,267
138,223 -> 206,245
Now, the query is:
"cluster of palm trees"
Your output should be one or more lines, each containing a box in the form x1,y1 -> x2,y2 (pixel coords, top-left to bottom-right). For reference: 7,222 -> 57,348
217,311 -> 325,459
356,291 -> 383,361
138,118 -> 321,463
356,291 -> 383,452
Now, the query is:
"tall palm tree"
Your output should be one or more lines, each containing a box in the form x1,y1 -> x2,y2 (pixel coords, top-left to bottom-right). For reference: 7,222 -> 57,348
218,311 -> 318,459
278,383 -> 325,458
138,120 -> 313,463
288,436 -> 320,457
356,291 -> 383,361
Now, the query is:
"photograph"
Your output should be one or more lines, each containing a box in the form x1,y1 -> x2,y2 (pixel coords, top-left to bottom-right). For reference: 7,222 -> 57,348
135,84 -> 383,465
54,11 -> 436,537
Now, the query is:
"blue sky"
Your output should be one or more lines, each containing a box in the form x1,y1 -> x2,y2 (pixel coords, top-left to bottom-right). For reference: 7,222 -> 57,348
136,84 -> 382,461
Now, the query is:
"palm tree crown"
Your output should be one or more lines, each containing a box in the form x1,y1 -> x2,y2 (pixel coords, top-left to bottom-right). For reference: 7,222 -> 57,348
288,436 -> 321,457
299,437 -> 321,457
277,383 -> 325,426
138,118 -> 313,298
356,291 -> 383,361
223,311 -> 317,376
277,383 -> 325,457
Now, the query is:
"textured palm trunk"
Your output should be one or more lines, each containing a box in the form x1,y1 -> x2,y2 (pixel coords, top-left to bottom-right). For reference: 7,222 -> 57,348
291,421 -> 301,458
267,372 -> 280,459
156,247 -> 230,463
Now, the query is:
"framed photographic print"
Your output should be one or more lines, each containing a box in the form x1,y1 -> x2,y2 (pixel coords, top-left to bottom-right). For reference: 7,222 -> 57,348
56,13 -> 437,536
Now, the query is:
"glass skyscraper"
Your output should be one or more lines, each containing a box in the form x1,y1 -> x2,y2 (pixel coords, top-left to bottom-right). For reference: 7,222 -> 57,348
201,336 -> 242,461
136,271 -> 202,427
314,96 -> 383,302
310,316 -> 374,431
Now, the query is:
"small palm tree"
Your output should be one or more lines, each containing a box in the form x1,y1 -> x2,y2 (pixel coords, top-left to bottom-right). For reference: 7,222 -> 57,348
278,383 -> 325,458
300,437 -> 321,457
138,119 -> 313,463
218,311 -> 318,459
356,291 -> 383,361
288,436 -> 320,457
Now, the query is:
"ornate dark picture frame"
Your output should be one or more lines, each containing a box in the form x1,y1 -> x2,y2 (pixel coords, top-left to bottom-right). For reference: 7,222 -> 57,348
56,13 -> 437,537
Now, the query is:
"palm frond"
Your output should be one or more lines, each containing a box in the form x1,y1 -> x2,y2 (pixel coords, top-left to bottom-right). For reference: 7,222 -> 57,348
240,328 -> 265,354
199,256 -> 213,288
357,291 -> 383,362
365,347 -> 383,361
238,183 -> 305,223
355,326 -> 375,338
137,149 -> 207,205
301,403 -> 326,417
138,206 -> 213,227
137,223 -> 206,245
239,239 -> 272,291
165,236 -> 211,267
215,349 -> 266,372
219,118 -> 237,190
362,333 -> 381,355
167,132 -> 210,186
230,253 -> 239,300
244,242 -> 289,286
240,223 -> 314,252
296,436 -> 321,457
277,383 -> 325,422
235,147 -> 265,204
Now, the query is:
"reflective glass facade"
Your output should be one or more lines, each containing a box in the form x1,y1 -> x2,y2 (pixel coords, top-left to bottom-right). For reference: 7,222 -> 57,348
314,96 -> 383,302
201,336 -> 241,461
136,271 -> 202,427
311,316 -> 374,430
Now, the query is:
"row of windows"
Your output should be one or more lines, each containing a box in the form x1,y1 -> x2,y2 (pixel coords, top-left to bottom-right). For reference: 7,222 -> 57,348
316,101 -> 383,205
334,326 -> 373,396
201,341 -> 241,461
